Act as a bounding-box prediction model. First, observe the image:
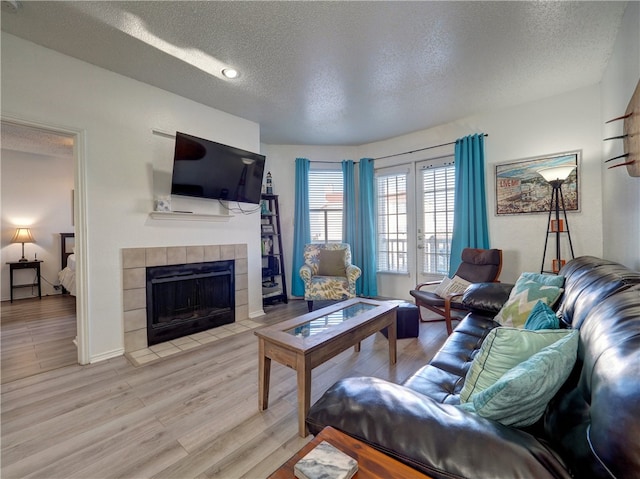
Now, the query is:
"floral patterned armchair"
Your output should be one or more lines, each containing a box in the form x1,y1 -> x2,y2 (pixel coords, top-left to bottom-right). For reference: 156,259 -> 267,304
299,243 -> 362,311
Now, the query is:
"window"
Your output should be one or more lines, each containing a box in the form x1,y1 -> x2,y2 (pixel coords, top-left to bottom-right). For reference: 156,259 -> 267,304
309,169 -> 343,243
420,164 -> 455,275
376,172 -> 408,273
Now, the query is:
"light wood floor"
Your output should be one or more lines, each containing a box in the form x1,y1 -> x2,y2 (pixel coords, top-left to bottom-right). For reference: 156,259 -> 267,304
1,296 -> 448,479
1,295 -> 77,384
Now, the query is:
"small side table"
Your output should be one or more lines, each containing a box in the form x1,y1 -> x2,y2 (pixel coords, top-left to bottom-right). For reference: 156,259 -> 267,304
7,260 -> 43,303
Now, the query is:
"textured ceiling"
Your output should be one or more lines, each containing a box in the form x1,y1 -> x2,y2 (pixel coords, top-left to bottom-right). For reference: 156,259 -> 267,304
1,122 -> 74,158
1,1 -> 628,146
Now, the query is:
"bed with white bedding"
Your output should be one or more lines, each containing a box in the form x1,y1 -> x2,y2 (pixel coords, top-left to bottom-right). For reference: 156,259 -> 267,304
58,232 -> 76,296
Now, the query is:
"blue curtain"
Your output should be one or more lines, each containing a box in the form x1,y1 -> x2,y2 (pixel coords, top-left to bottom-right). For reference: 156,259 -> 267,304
342,160 -> 357,248
291,158 -> 311,296
357,158 -> 378,297
449,134 -> 490,275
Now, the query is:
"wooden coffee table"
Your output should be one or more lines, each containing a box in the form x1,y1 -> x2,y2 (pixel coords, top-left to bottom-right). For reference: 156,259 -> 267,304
255,298 -> 397,437
268,426 -> 432,478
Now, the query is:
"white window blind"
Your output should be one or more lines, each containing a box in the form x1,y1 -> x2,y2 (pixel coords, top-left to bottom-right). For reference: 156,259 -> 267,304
309,169 -> 343,243
421,165 -> 455,275
376,172 -> 408,273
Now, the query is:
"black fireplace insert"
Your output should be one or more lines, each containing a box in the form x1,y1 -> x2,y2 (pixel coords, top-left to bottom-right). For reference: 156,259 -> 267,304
146,260 -> 235,346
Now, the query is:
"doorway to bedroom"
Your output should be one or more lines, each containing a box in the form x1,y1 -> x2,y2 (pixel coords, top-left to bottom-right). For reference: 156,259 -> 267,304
0,119 -> 81,381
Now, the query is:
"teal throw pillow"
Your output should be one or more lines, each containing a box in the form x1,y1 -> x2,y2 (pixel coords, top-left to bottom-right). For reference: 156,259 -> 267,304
519,272 -> 565,288
463,330 -> 578,427
494,277 -> 563,328
459,327 -> 572,402
524,301 -> 560,330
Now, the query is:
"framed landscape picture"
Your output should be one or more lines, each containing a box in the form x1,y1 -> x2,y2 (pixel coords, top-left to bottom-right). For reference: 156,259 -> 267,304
495,151 -> 580,215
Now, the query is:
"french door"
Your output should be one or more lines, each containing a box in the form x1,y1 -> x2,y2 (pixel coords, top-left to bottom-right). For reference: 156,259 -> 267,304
416,157 -> 456,281
375,156 -> 455,299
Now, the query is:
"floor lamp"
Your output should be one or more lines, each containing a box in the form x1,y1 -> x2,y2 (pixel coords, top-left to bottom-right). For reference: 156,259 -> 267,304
537,165 -> 576,274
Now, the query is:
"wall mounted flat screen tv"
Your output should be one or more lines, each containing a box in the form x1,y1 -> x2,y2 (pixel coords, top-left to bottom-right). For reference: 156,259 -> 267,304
171,132 -> 266,205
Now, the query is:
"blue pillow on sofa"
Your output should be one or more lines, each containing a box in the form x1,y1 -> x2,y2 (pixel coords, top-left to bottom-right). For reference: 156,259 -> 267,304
460,327 -> 572,402
494,275 -> 563,328
460,330 -> 579,427
519,272 -> 565,288
459,330 -> 578,427
524,301 -> 560,330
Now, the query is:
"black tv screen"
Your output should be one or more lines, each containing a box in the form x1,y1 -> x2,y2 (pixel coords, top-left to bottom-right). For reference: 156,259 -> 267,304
170,132 -> 266,205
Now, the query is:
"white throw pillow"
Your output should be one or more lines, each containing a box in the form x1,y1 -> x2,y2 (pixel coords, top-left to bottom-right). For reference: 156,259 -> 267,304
433,276 -> 452,297
434,275 -> 471,299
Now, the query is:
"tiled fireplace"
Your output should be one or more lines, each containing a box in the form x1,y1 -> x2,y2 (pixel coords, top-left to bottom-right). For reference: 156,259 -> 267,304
122,244 -> 248,354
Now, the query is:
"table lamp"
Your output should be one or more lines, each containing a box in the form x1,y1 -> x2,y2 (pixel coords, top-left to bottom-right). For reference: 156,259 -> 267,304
11,227 -> 35,262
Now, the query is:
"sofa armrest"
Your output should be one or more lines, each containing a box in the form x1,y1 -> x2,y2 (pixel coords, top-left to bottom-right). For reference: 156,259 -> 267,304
299,264 -> 313,283
307,377 -> 571,479
345,264 -> 362,281
462,282 -> 514,315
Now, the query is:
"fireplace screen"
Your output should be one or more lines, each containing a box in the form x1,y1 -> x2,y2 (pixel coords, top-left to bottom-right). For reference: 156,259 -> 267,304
146,260 -> 235,345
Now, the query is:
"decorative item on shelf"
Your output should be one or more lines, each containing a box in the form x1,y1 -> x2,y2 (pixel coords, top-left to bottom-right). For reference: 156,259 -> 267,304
550,219 -> 564,232
261,224 -> 275,234
552,259 -> 566,274
266,171 -> 273,194
604,78 -> 639,177
537,165 -> 576,274
11,227 -> 35,262
261,237 -> 273,255
260,199 -> 271,216
154,195 -> 171,212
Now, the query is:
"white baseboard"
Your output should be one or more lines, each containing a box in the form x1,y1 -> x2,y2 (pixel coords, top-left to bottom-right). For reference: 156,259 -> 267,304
90,347 -> 125,363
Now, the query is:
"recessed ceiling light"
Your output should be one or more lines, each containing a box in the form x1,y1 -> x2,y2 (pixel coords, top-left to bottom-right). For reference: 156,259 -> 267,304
222,68 -> 239,79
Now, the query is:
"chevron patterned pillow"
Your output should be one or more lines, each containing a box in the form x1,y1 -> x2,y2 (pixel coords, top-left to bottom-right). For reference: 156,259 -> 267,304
494,276 -> 563,328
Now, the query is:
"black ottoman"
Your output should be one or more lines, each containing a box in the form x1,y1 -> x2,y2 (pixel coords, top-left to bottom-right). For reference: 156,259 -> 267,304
381,300 -> 419,339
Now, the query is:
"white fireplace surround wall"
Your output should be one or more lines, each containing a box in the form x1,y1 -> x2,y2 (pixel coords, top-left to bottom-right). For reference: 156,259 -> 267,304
122,244 -> 248,353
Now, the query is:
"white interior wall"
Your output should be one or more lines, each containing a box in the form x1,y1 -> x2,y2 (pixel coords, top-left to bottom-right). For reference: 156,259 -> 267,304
601,1 -> 640,270
2,33 -> 264,362
368,85 -> 603,299
1,148 -> 74,300
266,86 -> 604,302
466,86 -> 604,277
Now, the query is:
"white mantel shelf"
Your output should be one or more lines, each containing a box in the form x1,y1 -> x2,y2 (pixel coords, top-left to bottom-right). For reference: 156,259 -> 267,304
148,211 -> 232,222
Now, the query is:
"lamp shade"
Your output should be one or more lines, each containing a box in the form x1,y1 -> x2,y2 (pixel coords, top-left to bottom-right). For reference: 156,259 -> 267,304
11,227 -> 35,244
537,165 -> 576,184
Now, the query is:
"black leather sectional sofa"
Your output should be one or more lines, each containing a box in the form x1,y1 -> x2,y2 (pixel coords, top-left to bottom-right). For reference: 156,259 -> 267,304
306,256 -> 640,478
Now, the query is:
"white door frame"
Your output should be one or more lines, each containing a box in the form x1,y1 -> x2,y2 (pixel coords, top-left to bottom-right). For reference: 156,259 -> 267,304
2,114 -> 90,365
